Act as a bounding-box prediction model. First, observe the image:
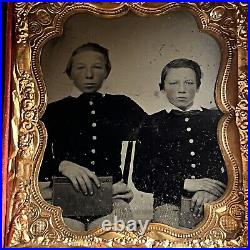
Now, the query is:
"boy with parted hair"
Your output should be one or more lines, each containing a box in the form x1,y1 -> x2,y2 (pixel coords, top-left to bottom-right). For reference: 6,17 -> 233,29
133,58 -> 227,228
39,43 -> 146,230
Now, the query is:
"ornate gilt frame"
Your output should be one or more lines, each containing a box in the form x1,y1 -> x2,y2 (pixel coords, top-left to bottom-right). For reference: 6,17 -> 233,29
5,2 -> 247,247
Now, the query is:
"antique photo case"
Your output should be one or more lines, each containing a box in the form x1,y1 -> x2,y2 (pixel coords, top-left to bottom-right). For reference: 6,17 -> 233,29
5,2 -> 247,247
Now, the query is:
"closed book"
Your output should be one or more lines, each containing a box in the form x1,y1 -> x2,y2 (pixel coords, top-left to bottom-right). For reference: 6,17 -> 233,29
52,176 -> 113,217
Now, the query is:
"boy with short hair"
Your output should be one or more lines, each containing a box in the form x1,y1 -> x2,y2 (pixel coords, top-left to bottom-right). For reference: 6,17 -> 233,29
133,58 -> 227,228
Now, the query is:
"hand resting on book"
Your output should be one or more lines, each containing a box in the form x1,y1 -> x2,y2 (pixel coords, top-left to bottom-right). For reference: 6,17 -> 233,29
59,160 -> 133,202
59,160 -> 101,195
190,190 -> 219,218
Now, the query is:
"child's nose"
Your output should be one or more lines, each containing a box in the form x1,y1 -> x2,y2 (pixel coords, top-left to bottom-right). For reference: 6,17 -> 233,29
178,82 -> 186,92
86,68 -> 93,78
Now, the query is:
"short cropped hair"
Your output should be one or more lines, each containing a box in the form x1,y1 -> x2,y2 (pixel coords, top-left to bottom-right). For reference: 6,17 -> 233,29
65,43 -> 111,78
159,58 -> 202,90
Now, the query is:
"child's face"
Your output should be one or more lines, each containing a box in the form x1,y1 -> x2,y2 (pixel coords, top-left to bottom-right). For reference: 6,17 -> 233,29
163,67 -> 198,110
70,50 -> 108,93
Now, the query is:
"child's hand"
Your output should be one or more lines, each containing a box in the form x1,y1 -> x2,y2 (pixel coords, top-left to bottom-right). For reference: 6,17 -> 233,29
184,178 -> 226,197
112,180 -> 134,203
59,160 -> 100,195
191,190 -> 219,218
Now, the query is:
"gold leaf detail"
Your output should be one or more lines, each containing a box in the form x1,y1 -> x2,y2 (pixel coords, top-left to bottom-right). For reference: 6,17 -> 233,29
219,215 -> 239,233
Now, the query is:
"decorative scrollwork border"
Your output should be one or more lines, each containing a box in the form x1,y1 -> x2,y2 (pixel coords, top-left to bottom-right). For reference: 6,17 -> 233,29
6,2 -> 248,247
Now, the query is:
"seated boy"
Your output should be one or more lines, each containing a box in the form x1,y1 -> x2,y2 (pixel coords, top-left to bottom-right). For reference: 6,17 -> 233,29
39,43 -> 146,230
133,58 -> 227,228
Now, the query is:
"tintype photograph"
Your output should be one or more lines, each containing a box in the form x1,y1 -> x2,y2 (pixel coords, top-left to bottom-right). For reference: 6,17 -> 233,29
4,2 -> 247,248
39,11 -> 227,231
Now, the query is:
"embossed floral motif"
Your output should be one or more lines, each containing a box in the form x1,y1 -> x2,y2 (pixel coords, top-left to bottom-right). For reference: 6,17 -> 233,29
8,181 -> 31,246
30,219 -> 48,236
15,3 -> 39,44
36,9 -> 52,25
223,17 -> 236,28
229,204 -> 245,220
15,72 -> 38,160
236,5 -> 247,49
210,6 -> 226,21
15,21 -> 29,44
208,228 -> 226,241
236,71 -> 248,160
29,21 -> 43,36
46,2 -> 66,13
28,204 -> 40,221
220,216 -> 239,233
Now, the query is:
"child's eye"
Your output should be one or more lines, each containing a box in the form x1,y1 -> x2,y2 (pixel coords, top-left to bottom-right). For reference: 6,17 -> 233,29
185,80 -> 195,85
93,65 -> 103,69
76,66 -> 85,70
168,81 -> 178,85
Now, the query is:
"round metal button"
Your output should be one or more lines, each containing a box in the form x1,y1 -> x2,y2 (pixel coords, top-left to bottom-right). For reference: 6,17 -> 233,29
191,164 -> 196,168
89,101 -> 94,105
190,151 -> 195,156
92,123 -> 97,127
189,139 -> 194,143
91,161 -> 95,165
91,149 -> 96,154
92,136 -> 97,140
91,110 -> 95,115
185,117 -> 189,122
191,175 -> 196,179
186,127 -> 191,132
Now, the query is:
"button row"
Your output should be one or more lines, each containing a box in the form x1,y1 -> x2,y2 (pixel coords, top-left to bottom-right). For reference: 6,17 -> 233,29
89,102 -> 96,166
186,120 -> 195,166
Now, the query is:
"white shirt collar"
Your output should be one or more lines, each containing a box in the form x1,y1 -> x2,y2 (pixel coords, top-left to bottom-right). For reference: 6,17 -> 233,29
165,100 -> 203,113
70,86 -> 107,98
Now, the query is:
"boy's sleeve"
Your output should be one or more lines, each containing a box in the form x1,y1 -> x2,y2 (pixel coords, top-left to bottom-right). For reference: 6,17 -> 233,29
120,96 -> 146,141
39,104 -> 61,181
132,116 -> 157,193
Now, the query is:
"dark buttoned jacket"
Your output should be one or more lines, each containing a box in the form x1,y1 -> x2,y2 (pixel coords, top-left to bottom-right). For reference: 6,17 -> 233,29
132,108 -> 228,208
39,92 -> 145,183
